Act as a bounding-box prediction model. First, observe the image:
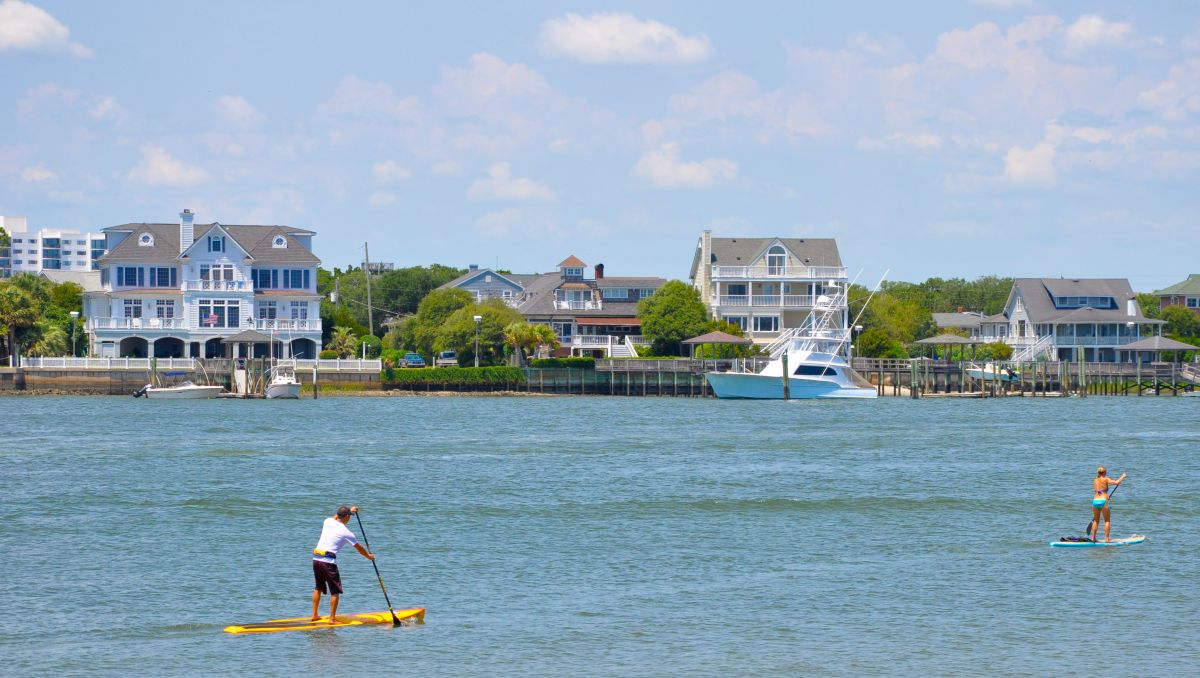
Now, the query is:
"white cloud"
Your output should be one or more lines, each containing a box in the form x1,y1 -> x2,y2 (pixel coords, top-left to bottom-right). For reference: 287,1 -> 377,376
857,132 -> 943,151
1004,141 -> 1056,184
632,143 -> 737,188
539,12 -> 712,64
1138,58 -> 1200,122
20,163 -> 56,181
467,162 -> 554,201
435,53 -> 550,116
126,145 -> 210,187
1064,15 -> 1133,53
317,75 -> 422,121
429,160 -> 461,176
474,207 -> 522,237
474,207 -> 562,238
0,0 -> 92,57
372,160 -> 411,183
368,191 -> 398,207
212,95 -> 265,128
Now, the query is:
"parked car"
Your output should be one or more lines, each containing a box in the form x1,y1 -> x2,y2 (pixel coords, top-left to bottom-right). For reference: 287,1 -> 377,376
400,352 -> 426,368
434,350 -> 458,367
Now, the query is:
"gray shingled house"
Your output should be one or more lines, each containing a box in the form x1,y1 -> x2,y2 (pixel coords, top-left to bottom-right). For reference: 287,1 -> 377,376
442,256 -> 666,357
689,230 -> 849,345
977,278 -> 1163,362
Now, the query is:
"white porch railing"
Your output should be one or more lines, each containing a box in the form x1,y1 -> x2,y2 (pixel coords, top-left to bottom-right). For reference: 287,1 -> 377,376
88,317 -> 188,330
293,359 -> 382,371
713,294 -> 821,308
554,300 -> 603,310
572,335 -> 615,348
711,265 -> 848,280
1010,334 -> 1054,362
184,279 -> 252,292
250,318 -> 322,332
22,357 -> 196,369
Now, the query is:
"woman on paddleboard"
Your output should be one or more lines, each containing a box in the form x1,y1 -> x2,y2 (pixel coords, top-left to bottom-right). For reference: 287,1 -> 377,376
1091,467 -> 1126,543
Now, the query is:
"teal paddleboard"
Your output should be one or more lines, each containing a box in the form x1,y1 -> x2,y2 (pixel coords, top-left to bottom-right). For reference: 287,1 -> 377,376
1050,534 -> 1146,548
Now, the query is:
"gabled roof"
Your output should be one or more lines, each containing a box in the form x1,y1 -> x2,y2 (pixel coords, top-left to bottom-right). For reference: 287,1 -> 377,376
442,267 -> 523,290
558,255 -> 586,267
689,237 -> 842,280
39,269 -> 103,292
1010,278 -> 1154,324
1155,274 -> 1200,296
100,222 -> 318,265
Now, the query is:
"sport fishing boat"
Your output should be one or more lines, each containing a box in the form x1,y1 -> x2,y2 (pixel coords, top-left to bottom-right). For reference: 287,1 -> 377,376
705,285 -> 877,400
265,361 -> 301,399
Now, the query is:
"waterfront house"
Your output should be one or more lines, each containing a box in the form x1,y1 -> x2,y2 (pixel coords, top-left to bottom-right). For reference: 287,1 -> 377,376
83,209 -> 323,359
690,231 -> 849,345
1155,274 -> 1200,316
932,311 -> 986,339
442,256 -> 665,357
976,278 -> 1162,362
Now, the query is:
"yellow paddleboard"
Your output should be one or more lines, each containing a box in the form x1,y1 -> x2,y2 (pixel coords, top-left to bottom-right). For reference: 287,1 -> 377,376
224,608 -> 425,634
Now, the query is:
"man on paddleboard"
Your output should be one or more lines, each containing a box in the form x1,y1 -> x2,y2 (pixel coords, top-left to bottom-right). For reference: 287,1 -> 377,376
1090,467 -> 1127,542
312,505 -> 375,623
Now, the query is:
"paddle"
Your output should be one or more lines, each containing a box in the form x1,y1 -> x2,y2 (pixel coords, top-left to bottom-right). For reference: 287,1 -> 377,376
1086,478 -> 1122,541
353,509 -> 403,627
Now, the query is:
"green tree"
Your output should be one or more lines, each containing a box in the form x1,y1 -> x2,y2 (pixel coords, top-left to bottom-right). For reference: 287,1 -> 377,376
504,322 -> 561,365
326,326 -> 359,358
400,288 -> 474,356
1161,305 -> 1199,338
1136,293 -> 1161,319
436,299 -> 524,366
637,280 -> 709,356
27,320 -> 68,357
855,327 -> 908,358
358,334 -> 382,359
0,282 -> 39,362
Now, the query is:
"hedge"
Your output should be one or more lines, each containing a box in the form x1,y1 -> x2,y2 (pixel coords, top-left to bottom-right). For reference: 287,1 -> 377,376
529,357 -> 595,369
381,366 -> 525,387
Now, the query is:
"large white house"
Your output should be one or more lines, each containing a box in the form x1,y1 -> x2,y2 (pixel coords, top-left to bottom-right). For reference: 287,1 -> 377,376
690,231 -> 849,344
84,209 -> 323,359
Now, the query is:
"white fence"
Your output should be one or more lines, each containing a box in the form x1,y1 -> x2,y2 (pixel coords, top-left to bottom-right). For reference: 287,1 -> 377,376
21,357 -> 197,369
711,265 -> 847,280
293,359 -> 382,371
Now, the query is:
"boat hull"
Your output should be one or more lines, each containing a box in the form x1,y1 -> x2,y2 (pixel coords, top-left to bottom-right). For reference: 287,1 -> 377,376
706,372 -> 877,399
144,385 -> 224,399
265,382 -> 301,399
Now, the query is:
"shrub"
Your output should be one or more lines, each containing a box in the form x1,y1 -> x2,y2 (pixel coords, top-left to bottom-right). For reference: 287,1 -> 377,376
359,334 -> 382,359
529,357 -> 596,368
318,349 -> 339,359
381,366 -> 526,387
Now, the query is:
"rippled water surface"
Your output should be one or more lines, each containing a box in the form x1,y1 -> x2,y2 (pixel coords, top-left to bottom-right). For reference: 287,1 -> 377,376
2,395 -> 1197,676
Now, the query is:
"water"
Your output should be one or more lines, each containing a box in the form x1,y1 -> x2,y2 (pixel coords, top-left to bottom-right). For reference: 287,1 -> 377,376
2,395 -> 1197,676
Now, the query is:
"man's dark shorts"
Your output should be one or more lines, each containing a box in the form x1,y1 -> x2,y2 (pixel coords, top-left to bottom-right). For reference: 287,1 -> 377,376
313,560 -> 343,595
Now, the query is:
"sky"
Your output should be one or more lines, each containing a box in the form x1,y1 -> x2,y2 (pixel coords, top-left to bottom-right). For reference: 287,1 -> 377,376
2,1 -> 1199,292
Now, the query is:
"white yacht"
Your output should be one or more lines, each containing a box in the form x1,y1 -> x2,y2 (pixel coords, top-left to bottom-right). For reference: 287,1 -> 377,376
706,287 -> 877,400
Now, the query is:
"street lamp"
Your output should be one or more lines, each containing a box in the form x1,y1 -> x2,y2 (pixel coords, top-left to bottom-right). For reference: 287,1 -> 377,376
69,310 -> 80,357
473,314 -> 483,367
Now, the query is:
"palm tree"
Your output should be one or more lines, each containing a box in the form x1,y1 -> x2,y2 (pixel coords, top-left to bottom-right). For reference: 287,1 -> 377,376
0,282 -> 40,364
327,326 -> 358,358
27,320 -> 68,357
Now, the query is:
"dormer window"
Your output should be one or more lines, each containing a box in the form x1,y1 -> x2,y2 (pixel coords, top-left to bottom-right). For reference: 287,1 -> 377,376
272,236 -> 287,249
767,245 -> 785,275
138,233 -> 154,247
207,235 -> 226,253
561,267 -> 584,278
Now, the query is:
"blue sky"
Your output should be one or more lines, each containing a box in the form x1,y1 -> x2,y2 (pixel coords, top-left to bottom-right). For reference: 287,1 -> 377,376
2,1 -> 1199,291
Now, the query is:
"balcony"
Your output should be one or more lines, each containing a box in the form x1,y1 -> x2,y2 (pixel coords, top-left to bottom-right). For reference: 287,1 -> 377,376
184,279 -> 252,292
712,294 -> 825,308
554,300 -> 603,311
250,318 -> 322,332
711,265 -> 848,280
87,317 -> 187,331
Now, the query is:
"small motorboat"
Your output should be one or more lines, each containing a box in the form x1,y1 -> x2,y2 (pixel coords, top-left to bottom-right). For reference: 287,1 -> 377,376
265,362 -> 301,399
966,362 -> 1021,382
135,380 -> 224,399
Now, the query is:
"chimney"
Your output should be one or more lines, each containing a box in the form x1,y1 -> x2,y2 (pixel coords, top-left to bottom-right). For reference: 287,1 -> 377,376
695,230 -> 712,297
595,263 -> 604,280
179,209 -> 194,253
